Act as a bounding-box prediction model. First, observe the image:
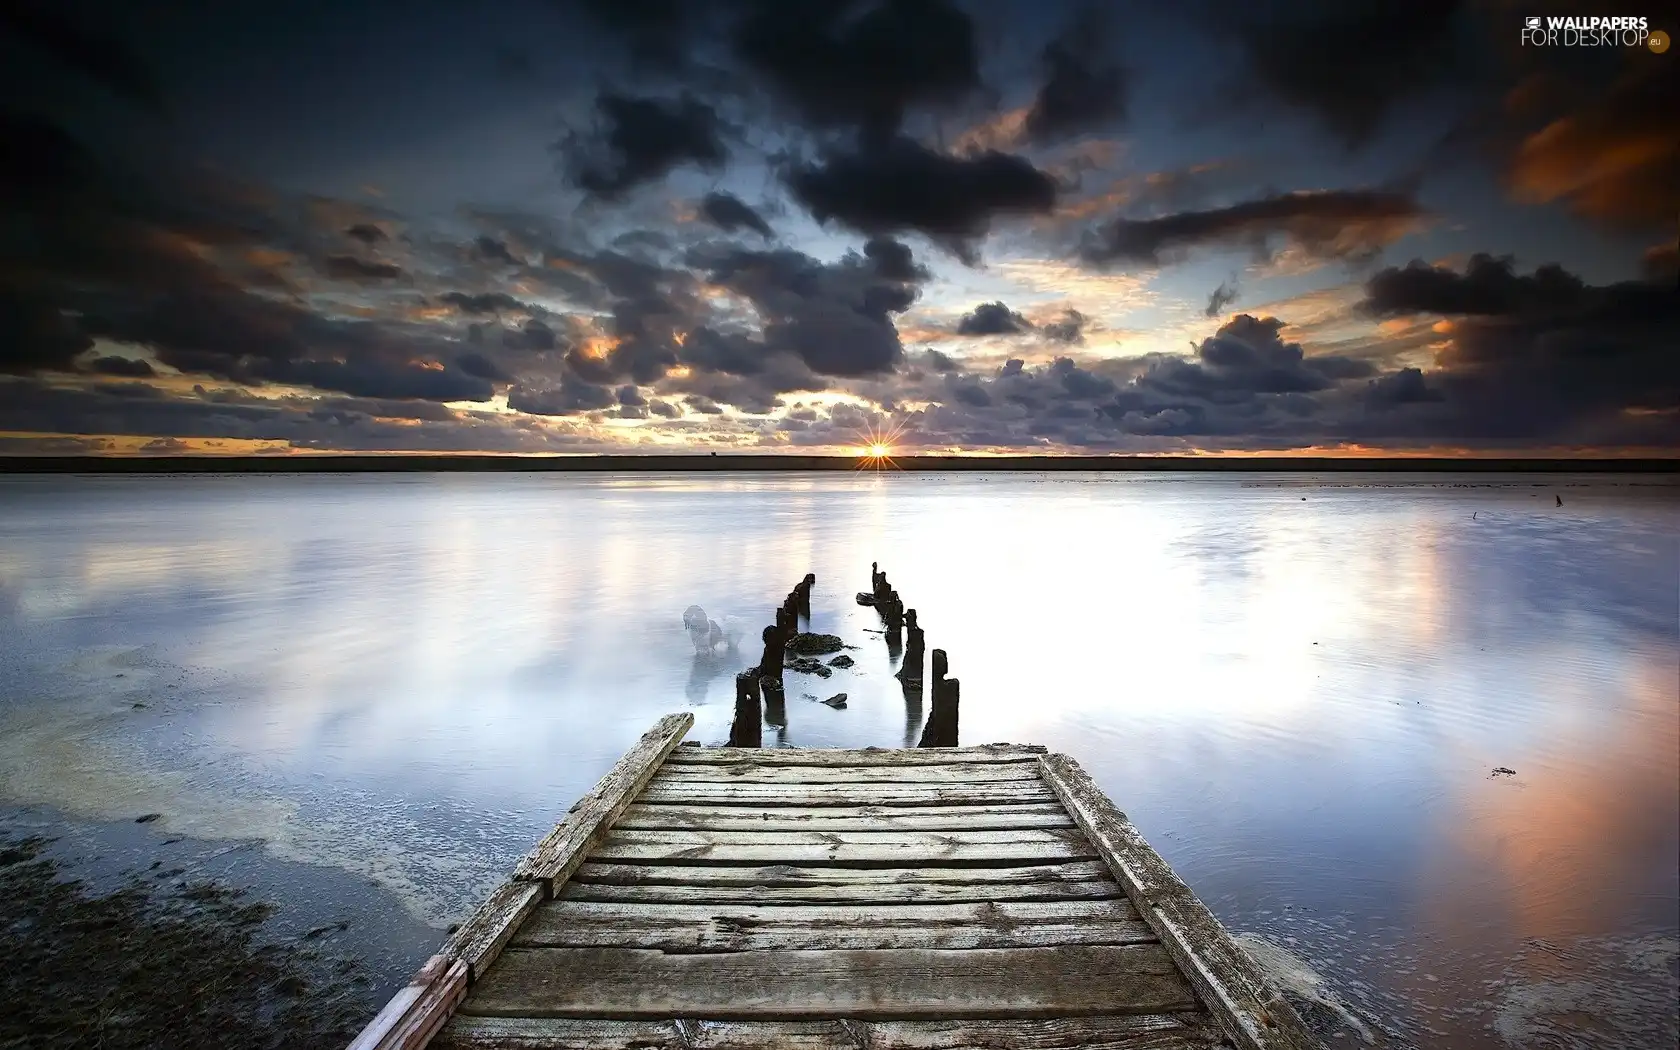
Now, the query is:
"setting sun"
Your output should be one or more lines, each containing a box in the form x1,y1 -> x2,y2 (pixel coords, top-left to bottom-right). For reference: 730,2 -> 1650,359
867,443 -> 890,458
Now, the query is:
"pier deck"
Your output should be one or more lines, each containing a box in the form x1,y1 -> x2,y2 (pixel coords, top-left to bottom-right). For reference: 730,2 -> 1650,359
350,714 -> 1319,1050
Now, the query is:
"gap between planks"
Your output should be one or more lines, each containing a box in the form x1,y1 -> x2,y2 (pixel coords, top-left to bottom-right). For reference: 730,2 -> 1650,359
616,802 -> 1073,831
435,1012 -> 1230,1050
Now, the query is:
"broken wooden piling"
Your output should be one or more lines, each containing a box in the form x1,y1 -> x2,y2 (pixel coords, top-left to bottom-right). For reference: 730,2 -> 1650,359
730,672 -> 762,748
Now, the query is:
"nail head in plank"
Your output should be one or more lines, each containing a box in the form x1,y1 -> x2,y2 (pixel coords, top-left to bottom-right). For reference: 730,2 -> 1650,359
590,828 -> 1096,864
512,712 -> 693,896
664,744 -> 1047,766
457,944 -> 1199,1019
347,954 -> 469,1050
435,1013 -> 1227,1049
441,881 -> 543,982
1037,753 -> 1321,1050
616,802 -> 1074,831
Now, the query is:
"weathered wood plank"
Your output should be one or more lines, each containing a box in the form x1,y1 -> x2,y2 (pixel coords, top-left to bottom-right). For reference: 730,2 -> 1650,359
348,954 -> 469,1050
512,713 -> 693,896
458,944 -> 1199,1019
512,899 -> 1155,951
591,828 -> 1096,864
617,802 -> 1074,831
441,881 -> 543,983
558,878 -> 1125,905
436,1013 -> 1226,1049
664,744 -> 1046,766
638,780 -> 1056,807
654,763 -> 1043,784
1039,754 -> 1320,1050
571,858 -> 1117,888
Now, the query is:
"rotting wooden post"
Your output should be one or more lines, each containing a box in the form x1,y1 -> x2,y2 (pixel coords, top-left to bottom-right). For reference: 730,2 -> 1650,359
730,671 -> 762,748
758,623 -> 785,684
897,608 -> 925,685
931,647 -> 948,685
918,677 -> 959,748
798,573 -> 815,619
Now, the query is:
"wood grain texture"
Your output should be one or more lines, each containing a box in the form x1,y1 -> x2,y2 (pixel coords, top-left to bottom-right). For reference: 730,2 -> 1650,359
589,828 -> 1096,864
442,881 -> 543,983
512,713 -> 693,896
557,878 -> 1125,905
435,1013 -> 1226,1049
457,944 -> 1199,1019
570,858 -> 1117,888
512,899 -> 1155,951
1038,754 -> 1320,1050
348,954 -> 469,1050
664,744 -> 1046,766
637,780 -> 1057,807
616,802 -> 1074,831
654,763 -> 1043,784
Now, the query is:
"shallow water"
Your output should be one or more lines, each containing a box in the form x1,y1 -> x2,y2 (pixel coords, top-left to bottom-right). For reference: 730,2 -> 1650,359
1,471 -> 1676,1048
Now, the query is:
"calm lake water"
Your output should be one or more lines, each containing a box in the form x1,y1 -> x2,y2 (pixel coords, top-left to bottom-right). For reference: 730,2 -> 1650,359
1,471 -> 1676,1048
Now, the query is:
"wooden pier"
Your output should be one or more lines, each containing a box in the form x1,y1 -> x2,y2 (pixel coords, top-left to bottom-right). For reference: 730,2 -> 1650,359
350,713 -> 1320,1050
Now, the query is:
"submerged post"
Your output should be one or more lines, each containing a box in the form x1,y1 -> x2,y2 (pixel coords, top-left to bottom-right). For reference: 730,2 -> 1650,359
730,671 -> 762,748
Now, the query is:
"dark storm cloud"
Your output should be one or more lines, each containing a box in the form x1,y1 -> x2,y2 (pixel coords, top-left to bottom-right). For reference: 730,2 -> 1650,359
1361,254 -> 1586,318
1141,314 -> 1374,398
1507,65 -> 1678,231
0,292 -> 94,374
1040,309 -> 1086,345
732,0 -> 981,143
699,192 -> 774,239
1205,280 -> 1239,317
568,0 -> 704,70
1023,7 -> 1127,145
323,254 -> 404,281
925,349 -> 959,372
454,351 -> 507,381
344,223 -> 386,244
786,139 -> 1057,262
861,236 -> 928,283
1227,0 -> 1467,147
0,2 -> 164,111
560,92 -> 728,200
1081,189 -> 1424,269
1347,256 -> 1679,442
474,235 -> 520,265
506,377 -> 617,415
86,355 -> 155,378
691,238 -> 927,377
504,319 -> 560,351
956,301 -> 1029,336
440,291 -> 528,315
1364,367 -> 1442,409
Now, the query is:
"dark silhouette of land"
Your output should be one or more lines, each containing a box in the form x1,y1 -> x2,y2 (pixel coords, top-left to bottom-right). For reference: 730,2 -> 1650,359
0,455 -> 1674,474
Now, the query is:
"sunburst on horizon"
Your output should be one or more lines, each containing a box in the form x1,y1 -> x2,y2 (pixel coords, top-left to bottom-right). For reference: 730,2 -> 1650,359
854,416 -> 911,471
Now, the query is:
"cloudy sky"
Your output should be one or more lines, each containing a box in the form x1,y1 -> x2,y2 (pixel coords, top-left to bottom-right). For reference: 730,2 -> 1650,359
1,0 -> 1674,455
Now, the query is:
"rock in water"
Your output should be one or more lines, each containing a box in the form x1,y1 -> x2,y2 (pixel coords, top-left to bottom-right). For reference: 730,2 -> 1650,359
786,656 -> 833,677
786,632 -> 845,655
822,693 -> 848,709
828,654 -> 854,668
855,592 -> 878,606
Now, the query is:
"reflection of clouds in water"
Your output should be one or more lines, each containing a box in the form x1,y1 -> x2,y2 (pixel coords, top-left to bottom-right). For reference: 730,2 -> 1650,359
0,646 -> 520,929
